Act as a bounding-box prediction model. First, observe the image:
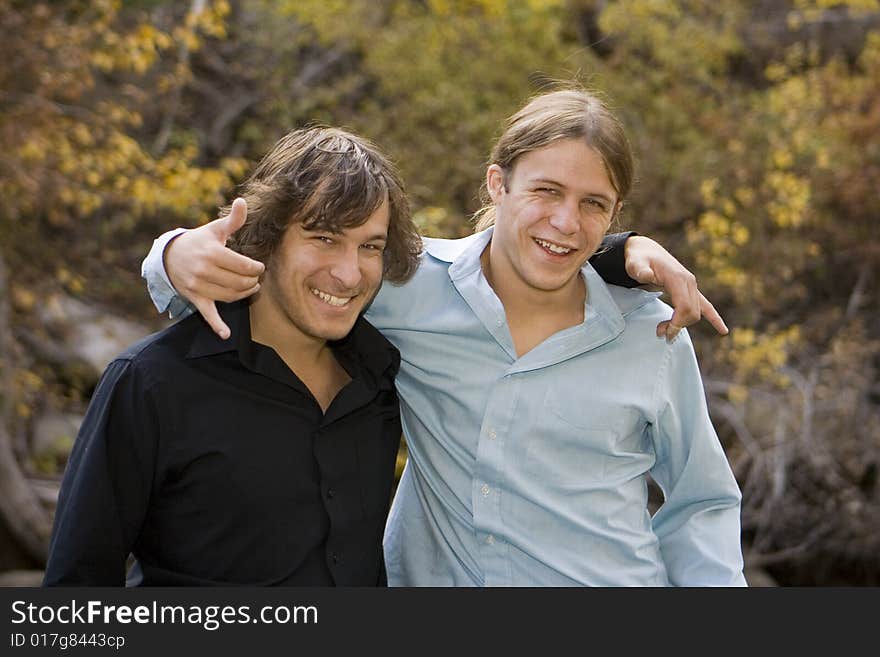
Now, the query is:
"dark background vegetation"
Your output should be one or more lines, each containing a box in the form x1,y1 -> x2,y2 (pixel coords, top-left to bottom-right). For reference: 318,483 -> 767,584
1,0 -> 878,586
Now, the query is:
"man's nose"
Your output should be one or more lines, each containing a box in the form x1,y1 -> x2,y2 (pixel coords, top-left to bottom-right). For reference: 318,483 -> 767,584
548,199 -> 580,235
329,249 -> 363,290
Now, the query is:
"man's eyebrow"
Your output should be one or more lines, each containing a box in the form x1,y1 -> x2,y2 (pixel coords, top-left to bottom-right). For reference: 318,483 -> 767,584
529,178 -> 615,203
301,222 -> 388,241
529,177 -> 564,187
582,192 -> 615,204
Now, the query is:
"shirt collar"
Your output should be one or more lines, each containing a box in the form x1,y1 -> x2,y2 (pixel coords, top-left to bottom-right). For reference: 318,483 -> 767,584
186,299 -> 399,389
186,300 -> 248,359
423,228 -> 492,277
426,226 -> 672,371
328,315 -> 400,390
427,226 -> 655,319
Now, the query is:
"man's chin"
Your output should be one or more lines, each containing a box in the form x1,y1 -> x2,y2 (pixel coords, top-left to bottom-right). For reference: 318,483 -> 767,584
309,317 -> 359,342
322,328 -> 356,341
304,295 -> 372,339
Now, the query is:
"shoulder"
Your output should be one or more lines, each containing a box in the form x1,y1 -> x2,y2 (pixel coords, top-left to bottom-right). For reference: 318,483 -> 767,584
606,289 -> 699,366
398,233 -> 479,282
347,316 -> 400,367
370,234 -> 480,313
111,313 -> 205,387
605,284 -> 665,320
617,295 -> 704,390
421,232 -> 486,264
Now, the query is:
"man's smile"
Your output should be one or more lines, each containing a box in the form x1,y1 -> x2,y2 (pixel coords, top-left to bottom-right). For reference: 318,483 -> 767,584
310,287 -> 356,307
533,237 -> 576,256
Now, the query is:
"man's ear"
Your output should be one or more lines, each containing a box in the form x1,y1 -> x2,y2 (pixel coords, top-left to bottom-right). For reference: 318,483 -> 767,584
486,164 -> 505,204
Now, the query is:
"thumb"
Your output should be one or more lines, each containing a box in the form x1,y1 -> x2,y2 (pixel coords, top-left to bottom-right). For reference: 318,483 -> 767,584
213,197 -> 248,241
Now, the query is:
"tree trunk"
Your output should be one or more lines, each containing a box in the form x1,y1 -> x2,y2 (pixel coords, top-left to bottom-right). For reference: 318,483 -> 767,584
0,252 -> 52,564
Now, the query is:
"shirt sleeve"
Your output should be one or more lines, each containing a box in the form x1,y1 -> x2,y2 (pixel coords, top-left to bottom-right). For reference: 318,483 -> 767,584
648,330 -> 747,587
588,231 -> 640,288
43,359 -> 159,586
141,228 -> 195,319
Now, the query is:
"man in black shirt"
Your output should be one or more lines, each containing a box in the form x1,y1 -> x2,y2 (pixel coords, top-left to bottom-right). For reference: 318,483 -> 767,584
43,127 -> 422,585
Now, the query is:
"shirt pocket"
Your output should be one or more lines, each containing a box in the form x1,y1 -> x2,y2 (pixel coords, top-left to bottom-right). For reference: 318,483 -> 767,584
523,391 -> 646,489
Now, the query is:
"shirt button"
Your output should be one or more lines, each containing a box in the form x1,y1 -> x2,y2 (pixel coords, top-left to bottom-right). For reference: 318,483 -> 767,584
331,552 -> 339,564
486,534 -> 495,545
326,488 -> 335,499
487,429 -> 497,440
480,484 -> 490,496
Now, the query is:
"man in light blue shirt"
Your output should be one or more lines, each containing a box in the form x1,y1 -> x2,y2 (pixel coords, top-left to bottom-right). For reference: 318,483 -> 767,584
142,88 -> 745,585
372,227 -> 743,585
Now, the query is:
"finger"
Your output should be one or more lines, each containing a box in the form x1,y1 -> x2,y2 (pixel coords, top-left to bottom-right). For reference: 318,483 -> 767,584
655,319 -> 683,342
192,298 -> 230,340
188,263 -> 261,293
665,323 -> 683,343
665,276 -> 701,328
699,292 -> 728,335
192,280 -> 260,304
211,246 -> 265,277
212,197 -> 248,241
668,303 -> 697,330
222,283 -> 260,302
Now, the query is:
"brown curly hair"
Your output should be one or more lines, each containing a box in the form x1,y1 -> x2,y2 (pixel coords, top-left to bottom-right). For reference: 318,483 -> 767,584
225,126 -> 422,284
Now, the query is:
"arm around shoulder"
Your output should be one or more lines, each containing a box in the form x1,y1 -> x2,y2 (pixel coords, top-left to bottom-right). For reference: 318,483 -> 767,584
590,231 -> 640,288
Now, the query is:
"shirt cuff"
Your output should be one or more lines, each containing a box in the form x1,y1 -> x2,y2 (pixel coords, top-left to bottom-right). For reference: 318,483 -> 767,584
590,231 -> 640,288
141,228 -> 189,315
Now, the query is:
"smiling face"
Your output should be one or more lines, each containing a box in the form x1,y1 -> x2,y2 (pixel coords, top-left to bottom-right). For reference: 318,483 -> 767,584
486,138 -> 620,301
259,199 -> 390,344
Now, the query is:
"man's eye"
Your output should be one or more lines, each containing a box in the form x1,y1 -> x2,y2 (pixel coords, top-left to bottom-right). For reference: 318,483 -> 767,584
536,187 -> 558,194
584,199 -> 607,212
361,243 -> 384,252
316,236 -> 334,244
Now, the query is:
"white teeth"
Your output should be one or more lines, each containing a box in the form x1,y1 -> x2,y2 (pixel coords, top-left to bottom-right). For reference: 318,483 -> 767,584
535,238 -> 572,255
310,288 -> 353,307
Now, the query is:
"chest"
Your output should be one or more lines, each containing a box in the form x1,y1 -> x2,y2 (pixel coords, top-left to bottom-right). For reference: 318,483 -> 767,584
506,307 -> 584,358
295,358 -> 352,413
388,305 -> 655,424
156,367 -> 402,516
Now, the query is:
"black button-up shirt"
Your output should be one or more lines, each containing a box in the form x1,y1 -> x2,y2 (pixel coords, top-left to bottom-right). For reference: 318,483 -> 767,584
43,300 -> 402,586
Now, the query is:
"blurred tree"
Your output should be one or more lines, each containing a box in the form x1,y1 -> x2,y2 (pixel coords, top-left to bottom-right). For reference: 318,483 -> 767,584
0,0 -> 241,565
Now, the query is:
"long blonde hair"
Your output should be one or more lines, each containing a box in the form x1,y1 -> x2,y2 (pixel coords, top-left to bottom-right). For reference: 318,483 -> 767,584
473,87 -> 634,232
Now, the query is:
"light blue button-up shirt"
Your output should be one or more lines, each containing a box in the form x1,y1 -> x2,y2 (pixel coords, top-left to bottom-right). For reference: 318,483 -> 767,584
142,227 -> 746,586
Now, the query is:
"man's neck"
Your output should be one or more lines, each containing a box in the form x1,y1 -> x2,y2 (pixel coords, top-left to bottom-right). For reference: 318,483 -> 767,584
481,243 -> 587,357
248,293 -> 352,412
248,292 -> 327,366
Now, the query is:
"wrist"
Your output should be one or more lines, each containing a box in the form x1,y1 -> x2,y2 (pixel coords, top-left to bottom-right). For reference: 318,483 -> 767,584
158,228 -> 189,295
